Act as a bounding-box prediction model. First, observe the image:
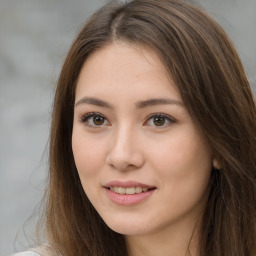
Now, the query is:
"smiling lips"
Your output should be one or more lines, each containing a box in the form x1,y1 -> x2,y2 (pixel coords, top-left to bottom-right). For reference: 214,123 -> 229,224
104,181 -> 156,205
109,186 -> 150,194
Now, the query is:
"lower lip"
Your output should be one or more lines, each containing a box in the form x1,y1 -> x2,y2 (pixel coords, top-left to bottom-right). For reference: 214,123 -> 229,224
105,188 -> 155,206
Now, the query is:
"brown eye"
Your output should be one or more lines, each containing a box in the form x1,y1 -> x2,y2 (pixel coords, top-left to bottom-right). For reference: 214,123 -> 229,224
145,113 -> 175,128
81,112 -> 109,128
153,116 -> 165,126
93,115 -> 105,125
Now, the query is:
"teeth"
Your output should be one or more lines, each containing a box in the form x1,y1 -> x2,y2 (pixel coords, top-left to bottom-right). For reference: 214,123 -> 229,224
135,187 -> 142,193
118,187 -> 126,194
109,187 -> 150,194
126,187 -> 135,194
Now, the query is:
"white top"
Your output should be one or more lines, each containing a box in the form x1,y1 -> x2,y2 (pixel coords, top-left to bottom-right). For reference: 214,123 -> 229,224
11,252 -> 40,256
10,246 -> 54,256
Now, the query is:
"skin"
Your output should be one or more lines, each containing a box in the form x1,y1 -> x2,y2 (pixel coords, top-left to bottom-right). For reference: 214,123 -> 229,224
72,41 -> 214,256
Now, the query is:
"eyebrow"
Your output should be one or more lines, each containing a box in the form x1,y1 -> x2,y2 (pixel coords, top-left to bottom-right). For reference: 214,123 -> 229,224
75,97 -> 184,109
75,97 -> 113,108
136,98 -> 184,108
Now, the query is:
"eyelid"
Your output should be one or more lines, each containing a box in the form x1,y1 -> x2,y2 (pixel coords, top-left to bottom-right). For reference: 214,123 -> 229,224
79,112 -> 176,128
80,112 -> 110,128
144,113 -> 176,127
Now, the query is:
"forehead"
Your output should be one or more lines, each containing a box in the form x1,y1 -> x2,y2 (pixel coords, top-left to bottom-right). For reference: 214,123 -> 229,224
75,41 -> 181,102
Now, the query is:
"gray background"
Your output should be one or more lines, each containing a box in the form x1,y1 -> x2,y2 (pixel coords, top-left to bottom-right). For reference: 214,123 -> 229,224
0,0 -> 255,255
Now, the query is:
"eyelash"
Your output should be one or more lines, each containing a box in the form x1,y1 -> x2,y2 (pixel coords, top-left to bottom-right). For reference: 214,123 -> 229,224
80,112 -> 176,128
80,112 -> 109,127
145,113 -> 176,128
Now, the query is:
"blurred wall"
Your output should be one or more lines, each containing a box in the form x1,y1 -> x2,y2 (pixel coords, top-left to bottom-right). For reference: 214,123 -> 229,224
197,0 -> 256,90
0,0 -> 255,255
0,1 -> 108,255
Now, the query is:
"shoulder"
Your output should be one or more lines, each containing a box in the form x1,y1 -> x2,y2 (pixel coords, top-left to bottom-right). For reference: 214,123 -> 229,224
10,252 -> 41,256
10,246 -> 55,256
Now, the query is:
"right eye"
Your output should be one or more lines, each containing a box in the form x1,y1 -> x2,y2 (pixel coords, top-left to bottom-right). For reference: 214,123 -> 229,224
80,112 -> 110,128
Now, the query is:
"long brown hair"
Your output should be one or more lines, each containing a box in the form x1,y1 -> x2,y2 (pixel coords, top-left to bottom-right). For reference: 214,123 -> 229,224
37,0 -> 256,255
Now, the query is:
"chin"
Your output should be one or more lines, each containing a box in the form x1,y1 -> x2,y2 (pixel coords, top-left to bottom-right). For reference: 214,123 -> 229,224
109,225 -> 150,236
102,216 -> 153,236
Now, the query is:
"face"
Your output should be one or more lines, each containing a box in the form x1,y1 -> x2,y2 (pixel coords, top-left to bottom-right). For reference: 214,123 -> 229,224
72,41 -> 213,238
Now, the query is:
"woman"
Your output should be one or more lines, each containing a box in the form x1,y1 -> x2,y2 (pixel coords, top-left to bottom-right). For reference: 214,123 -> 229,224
14,0 -> 256,255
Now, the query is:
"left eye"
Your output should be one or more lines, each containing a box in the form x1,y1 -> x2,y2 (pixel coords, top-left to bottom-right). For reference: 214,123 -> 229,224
80,112 -> 109,127
145,114 -> 175,128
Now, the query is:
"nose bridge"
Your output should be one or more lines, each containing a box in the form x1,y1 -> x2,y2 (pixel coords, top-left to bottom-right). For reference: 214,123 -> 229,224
114,122 -> 133,151
106,122 -> 144,170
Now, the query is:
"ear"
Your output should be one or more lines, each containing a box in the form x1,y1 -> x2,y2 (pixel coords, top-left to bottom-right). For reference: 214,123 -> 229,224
212,158 -> 221,170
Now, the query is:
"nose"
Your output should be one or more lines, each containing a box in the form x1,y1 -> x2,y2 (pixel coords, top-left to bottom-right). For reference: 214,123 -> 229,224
106,125 -> 144,171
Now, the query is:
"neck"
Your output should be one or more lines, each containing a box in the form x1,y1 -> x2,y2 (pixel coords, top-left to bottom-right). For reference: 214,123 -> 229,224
125,215 -> 201,256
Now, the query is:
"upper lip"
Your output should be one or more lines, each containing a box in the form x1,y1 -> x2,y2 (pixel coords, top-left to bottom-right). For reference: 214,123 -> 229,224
104,180 -> 156,189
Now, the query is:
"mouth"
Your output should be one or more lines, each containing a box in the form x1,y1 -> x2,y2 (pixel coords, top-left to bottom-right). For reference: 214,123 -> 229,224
106,186 -> 156,195
104,181 -> 156,206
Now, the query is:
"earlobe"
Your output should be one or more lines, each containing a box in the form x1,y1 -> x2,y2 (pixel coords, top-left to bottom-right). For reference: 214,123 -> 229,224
212,158 -> 221,170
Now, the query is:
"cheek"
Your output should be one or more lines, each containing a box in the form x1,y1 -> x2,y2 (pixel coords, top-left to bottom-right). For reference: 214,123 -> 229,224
146,127 -> 212,188
148,133 -> 212,219
72,131 -> 108,205
72,131 -> 106,178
